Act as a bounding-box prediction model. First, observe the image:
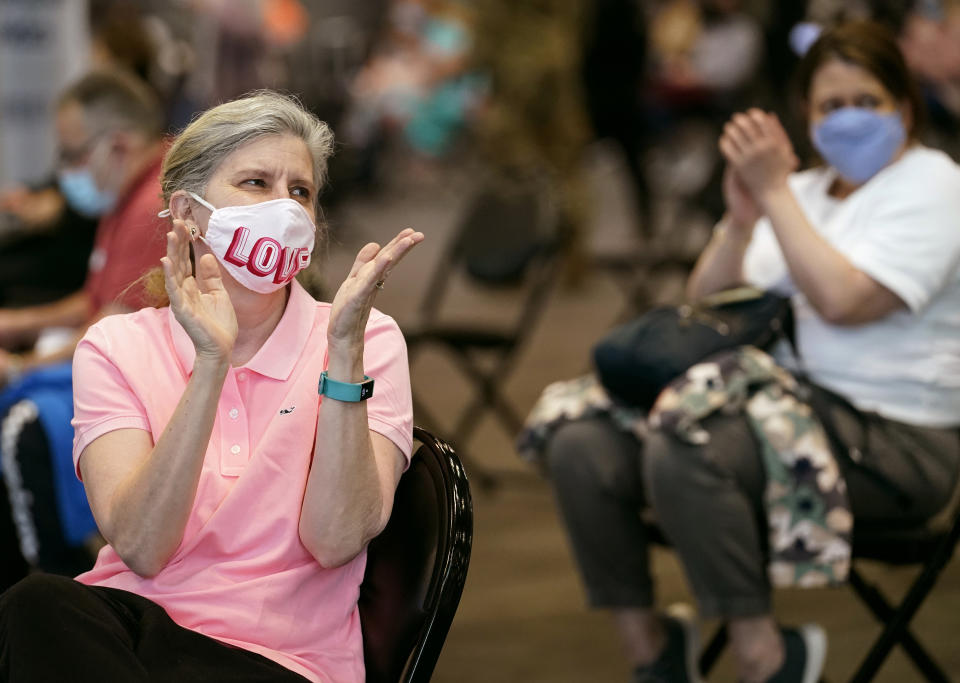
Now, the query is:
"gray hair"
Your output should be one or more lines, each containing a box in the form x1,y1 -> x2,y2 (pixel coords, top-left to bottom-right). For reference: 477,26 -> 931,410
59,69 -> 163,138
160,90 -> 335,211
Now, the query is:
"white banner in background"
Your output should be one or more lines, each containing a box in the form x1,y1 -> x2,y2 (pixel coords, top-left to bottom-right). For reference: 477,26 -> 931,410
0,0 -> 88,188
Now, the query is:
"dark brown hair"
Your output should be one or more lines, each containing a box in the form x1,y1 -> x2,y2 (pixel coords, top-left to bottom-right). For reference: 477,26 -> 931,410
795,20 -> 924,138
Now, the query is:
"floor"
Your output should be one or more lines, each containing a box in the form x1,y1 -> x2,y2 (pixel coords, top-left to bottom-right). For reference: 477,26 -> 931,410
321,143 -> 960,682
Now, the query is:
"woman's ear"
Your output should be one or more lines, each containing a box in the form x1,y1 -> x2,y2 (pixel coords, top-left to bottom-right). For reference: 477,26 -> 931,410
169,190 -> 202,237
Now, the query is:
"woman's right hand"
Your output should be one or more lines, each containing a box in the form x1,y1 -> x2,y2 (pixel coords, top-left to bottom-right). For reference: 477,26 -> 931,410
721,165 -> 762,233
161,219 -> 238,362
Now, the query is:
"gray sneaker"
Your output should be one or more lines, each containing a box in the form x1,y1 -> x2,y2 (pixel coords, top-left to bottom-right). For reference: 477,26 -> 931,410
631,604 -> 703,683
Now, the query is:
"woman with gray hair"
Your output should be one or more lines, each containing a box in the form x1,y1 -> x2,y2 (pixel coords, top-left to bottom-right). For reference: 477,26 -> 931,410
0,90 -> 423,683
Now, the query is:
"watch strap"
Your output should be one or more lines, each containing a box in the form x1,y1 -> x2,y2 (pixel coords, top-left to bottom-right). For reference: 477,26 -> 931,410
318,371 -> 374,402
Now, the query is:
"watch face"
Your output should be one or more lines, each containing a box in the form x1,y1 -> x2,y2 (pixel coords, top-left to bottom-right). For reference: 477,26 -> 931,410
360,381 -> 374,400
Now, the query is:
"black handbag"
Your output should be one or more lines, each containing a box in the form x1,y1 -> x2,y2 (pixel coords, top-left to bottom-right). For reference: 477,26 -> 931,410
592,286 -> 793,409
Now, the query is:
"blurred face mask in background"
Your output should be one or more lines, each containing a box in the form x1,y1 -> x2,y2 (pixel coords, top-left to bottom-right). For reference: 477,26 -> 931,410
811,108 -> 906,185
187,192 -> 316,294
58,167 -> 116,218
57,135 -> 118,218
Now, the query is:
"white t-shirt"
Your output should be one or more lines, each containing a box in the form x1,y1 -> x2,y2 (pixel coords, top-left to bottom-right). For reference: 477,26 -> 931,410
743,146 -> 960,428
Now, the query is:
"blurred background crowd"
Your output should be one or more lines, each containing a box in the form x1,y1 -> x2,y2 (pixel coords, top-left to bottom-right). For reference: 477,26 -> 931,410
1,0 -> 959,680
2,0 -> 960,282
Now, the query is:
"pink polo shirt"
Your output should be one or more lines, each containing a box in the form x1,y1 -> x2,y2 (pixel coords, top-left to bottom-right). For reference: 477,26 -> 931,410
71,280 -> 413,683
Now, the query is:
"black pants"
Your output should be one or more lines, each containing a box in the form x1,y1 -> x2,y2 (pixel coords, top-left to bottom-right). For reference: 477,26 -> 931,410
546,389 -> 960,618
0,574 -> 311,682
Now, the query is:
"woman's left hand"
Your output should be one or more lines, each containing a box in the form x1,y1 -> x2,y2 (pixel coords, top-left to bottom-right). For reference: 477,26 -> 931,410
719,108 -> 799,201
327,228 -> 425,354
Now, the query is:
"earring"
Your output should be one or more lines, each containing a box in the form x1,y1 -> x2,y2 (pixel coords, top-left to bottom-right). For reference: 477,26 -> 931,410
190,227 -> 197,238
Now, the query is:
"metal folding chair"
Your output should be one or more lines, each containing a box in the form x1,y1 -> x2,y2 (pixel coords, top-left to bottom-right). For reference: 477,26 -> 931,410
404,177 -> 565,488
650,474 -> 960,682
843,477 -> 960,683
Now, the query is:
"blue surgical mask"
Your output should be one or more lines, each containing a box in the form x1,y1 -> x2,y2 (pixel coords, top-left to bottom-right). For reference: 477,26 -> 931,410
811,108 -> 906,185
57,167 -> 117,218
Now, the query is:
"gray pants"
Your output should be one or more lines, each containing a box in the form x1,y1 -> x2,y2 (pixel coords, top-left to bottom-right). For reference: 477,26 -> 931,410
546,391 -> 960,619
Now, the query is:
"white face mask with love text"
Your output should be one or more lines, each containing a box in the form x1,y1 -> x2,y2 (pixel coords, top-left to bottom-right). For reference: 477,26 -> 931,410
188,192 -> 316,294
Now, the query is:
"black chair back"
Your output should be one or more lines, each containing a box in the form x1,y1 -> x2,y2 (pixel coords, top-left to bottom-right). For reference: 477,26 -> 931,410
415,173 -> 564,333
359,427 -> 473,683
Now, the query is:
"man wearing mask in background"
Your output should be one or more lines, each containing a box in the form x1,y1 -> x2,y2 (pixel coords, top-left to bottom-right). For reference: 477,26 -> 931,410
0,70 -> 166,589
0,69 -> 166,378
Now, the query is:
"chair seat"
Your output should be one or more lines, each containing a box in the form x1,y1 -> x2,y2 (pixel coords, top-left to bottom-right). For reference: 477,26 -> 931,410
649,515 -> 952,565
853,525 -> 952,565
854,487 -> 960,564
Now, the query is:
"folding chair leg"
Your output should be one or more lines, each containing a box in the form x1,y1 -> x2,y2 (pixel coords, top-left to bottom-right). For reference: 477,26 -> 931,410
447,350 -> 524,450
450,381 -> 523,442
848,566 -> 952,683
446,402 -> 505,493
698,624 -> 728,676
449,391 -> 490,448
487,386 -> 524,435
449,353 -> 525,434
412,393 -> 499,491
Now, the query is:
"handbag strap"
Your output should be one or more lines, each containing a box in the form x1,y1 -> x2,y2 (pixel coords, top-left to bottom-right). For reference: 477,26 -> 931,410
696,285 -> 768,308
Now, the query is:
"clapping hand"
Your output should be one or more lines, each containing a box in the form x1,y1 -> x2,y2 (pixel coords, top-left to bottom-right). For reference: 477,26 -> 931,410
719,108 -> 799,203
327,228 -> 425,353
160,219 -> 238,362
721,166 -> 763,231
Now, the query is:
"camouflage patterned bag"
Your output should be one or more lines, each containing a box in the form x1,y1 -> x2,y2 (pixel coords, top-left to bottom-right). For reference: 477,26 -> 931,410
650,346 -> 852,587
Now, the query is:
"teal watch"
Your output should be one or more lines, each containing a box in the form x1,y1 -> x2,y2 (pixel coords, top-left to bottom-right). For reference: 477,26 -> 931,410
318,371 -> 375,402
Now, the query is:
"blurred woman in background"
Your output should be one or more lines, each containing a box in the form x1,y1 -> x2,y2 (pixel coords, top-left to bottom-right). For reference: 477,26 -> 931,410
548,20 -> 960,683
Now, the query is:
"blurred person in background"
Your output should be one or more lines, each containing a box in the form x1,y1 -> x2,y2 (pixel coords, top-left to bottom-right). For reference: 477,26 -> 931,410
642,0 -> 764,219
0,183 -> 98,310
545,20 -> 960,683
0,178 -> 96,594
581,0 -> 651,235
344,0 -> 481,172
0,70 -> 167,588
0,70 -> 166,377
472,0 -> 591,278
0,0 -> 189,321
87,0 -> 198,132
646,0 -> 763,109
89,0 -> 157,86
186,0 -> 310,106
897,0 -> 960,157
0,90 -> 421,683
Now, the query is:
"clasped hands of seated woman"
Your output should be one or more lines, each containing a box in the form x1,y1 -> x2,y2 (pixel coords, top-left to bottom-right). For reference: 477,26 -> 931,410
719,108 -> 799,233
714,106 -> 905,326
161,219 -> 424,365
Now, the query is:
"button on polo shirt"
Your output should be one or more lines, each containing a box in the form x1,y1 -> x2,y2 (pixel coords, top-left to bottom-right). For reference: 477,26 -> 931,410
71,280 -> 413,683
217,373 -> 249,476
